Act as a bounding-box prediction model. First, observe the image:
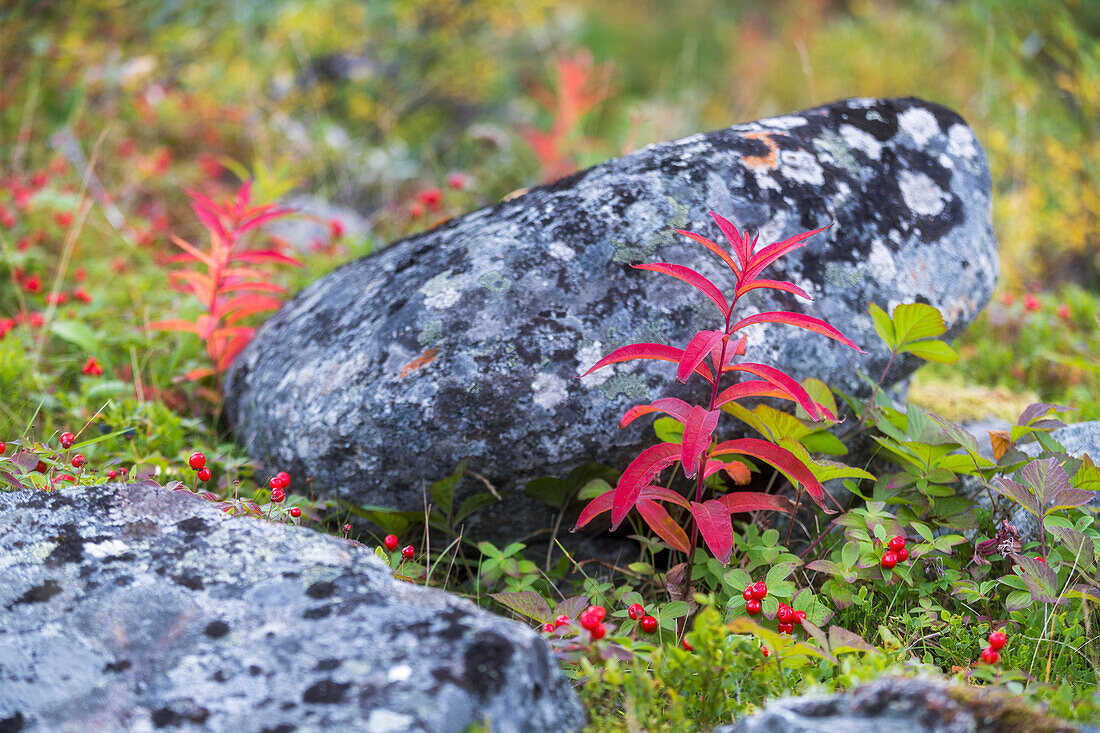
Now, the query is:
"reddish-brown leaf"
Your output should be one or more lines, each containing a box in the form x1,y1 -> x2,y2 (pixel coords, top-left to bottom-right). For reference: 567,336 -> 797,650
620,397 -> 693,428
709,438 -> 830,511
636,499 -> 691,554
717,491 -> 795,514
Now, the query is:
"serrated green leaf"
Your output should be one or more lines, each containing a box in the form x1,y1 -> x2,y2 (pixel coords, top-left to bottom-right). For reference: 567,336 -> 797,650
900,339 -> 958,363
892,302 -> 947,345
869,303 -> 896,349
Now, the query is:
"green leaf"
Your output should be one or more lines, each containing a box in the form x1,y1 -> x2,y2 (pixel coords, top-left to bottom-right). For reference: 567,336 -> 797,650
654,416 -> 685,445
869,303 -> 896,349
724,568 -> 753,592
766,561 -> 800,584
525,476 -> 572,509
800,430 -> 848,456
827,625 -> 876,655
489,591 -> 551,622
661,601 -> 691,619
51,319 -> 102,350
456,492 -> 498,522
900,339 -> 958,363
891,302 -> 947,345
841,541 -> 859,569
430,460 -> 466,515
912,522 -> 934,543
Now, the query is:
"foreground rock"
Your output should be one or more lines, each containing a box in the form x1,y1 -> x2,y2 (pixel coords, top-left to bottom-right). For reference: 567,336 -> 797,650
225,96 -> 998,541
715,676 -> 1077,733
0,483 -> 585,732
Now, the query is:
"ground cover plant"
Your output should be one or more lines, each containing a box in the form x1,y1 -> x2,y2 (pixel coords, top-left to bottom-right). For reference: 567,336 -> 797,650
1,1 -> 1098,730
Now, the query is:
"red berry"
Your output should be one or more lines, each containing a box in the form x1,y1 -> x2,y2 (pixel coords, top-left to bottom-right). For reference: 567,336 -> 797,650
760,645 -> 770,657
383,534 -> 399,551
107,469 -> 118,479
579,610 -> 598,630
197,467 -> 212,482
188,452 -> 206,470
742,586 -> 755,601
447,172 -> 467,190
980,646 -> 1000,664
745,599 -> 761,616
0,442 -> 5,455
793,610 -> 807,625
343,523 -> 351,533
881,550 -> 898,569
776,606 -> 793,623
269,475 -> 286,490
888,535 -> 906,552
542,623 -> 556,633
778,622 -> 794,634
682,640 -> 694,652
289,507 -> 301,518
59,432 -> 75,449
34,460 -> 47,473
587,605 -> 606,622
418,188 -> 443,209
896,547 -> 909,562
276,471 -> 290,488
750,581 -> 768,599
71,454 -> 86,468
554,615 -> 570,628
640,615 -> 658,634
989,631 -> 1007,651
270,487 -> 285,503
627,603 -> 645,620
589,622 -> 606,640
401,545 -> 415,560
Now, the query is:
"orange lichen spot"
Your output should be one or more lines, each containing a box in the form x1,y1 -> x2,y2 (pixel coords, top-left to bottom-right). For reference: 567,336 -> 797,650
742,131 -> 784,170
398,348 -> 439,378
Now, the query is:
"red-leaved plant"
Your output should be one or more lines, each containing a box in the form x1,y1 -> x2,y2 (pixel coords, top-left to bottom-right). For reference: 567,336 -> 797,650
574,211 -> 866,574
152,181 -> 300,381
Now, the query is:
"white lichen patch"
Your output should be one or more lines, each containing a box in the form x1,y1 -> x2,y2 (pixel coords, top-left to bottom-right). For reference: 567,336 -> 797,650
761,115 -> 807,130
779,150 -> 825,186
751,169 -> 781,192
839,124 -> 882,160
387,664 -> 412,682
547,241 -> 575,260
898,107 -> 940,146
867,239 -> 898,280
947,124 -> 978,159
85,539 -> 129,559
575,342 -> 611,386
420,270 -> 465,310
899,169 -> 947,217
366,710 -> 416,733
531,372 -> 568,410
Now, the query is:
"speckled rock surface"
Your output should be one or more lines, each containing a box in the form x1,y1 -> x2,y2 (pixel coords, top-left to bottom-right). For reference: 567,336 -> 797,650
714,676 -> 1076,733
224,97 -> 998,540
967,421 -> 1100,542
0,483 -> 585,733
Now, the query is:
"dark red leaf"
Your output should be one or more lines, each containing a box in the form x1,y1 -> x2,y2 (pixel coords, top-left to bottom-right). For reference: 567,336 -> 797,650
676,330 -> 726,383
717,491 -> 796,514
632,262 -> 729,318
673,228 -> 740,279
743,225 -> 830,282
680,406 -> 720,478
578,343 -> 714,383
637,499 -> 691,554
736,278 -> 812,301
709,438 -> 831,511
713,379 -> 789,408
611,443 -> 682,529
690,499 -> 734,562
574,488 -> 614,529
724,362 -> 829,421
730,311 -> 866,354
709,211 -> 751,272
620,397 -> 693,428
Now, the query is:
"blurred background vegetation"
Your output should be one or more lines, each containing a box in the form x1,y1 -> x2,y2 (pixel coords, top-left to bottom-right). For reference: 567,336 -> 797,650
0,0 -> 1097,451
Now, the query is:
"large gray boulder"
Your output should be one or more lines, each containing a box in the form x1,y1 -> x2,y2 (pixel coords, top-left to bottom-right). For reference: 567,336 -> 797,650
224,97 -> 997,541
0,483 -> 585,732
714,676 -> 1077,733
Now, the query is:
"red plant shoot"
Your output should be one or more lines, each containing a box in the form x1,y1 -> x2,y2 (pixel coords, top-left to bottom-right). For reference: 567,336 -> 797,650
574,211 -> 865,572
151,181 -> 300,381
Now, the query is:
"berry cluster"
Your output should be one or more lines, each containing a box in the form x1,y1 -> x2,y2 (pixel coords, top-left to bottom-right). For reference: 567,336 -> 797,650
578,605 -> 608,640
775,602 -> 806,634
880,535 -> 910,569
542,613 -> 574,634
980,630 -> 1008,665
268,471 -> 290,502
188,451 -> 212,482
628,602 -> 660,634
742,580 -> 768,616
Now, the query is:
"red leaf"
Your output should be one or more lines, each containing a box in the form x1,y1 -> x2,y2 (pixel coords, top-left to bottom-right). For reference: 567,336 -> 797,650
229,249 -> 304,266
709,438 -> 831,511
639,485 -> 690,508
620,397 -> 693,428
743,225 -> 830,282
717,491 -> 796,514
676,330 -> 725,383
690,499 -> 734,562
632,263 -> 729,318
579,342 -> 713,383
714,379 -> 789,408
725,362 -> 828,421
730,311 -> 866,353
736,278 -> 812,301
149,319 -> 200,334
611,443 -> 682,529
237,208 -> 294,235
680,406 -> 720,478
636,499 -> 691,554
168,235 -> 215,268
574,488 -> 614,529
709,211 -> 752,272
673,228 -> 740,279
218,281 -> 286,294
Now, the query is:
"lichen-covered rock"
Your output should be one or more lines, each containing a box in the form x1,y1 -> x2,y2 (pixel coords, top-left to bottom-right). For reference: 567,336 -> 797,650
967,421 -> 1100,542
714,676 -> 1077,733
0,483 -> 585,733
224,97 -> 997,541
